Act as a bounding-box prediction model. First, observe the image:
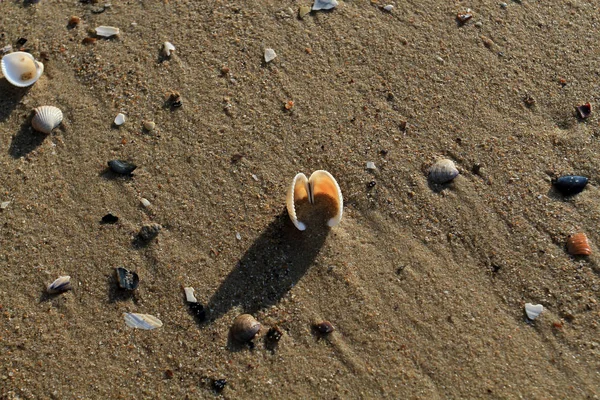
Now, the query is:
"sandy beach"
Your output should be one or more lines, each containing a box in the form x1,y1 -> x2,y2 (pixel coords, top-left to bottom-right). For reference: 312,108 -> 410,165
1,0 -> 599,398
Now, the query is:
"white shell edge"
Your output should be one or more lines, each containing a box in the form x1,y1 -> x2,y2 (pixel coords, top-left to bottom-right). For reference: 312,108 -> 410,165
309,170 -> 343,228
286,173 -> 308,231
184,287 -> 197,303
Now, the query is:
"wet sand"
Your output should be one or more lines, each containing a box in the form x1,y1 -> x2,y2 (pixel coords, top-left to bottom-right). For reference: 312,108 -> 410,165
1,1 -> 599,398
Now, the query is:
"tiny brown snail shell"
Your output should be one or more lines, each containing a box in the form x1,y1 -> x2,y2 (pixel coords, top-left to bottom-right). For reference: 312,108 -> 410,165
230,314 -> 261,342
567,232 -> 591,256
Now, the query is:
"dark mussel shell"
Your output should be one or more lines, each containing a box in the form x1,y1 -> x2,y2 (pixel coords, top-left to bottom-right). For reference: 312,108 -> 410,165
108,160 -> 137,175
101,213 -> 119,224
553,175 -> 588,196
115,267 -> 139,290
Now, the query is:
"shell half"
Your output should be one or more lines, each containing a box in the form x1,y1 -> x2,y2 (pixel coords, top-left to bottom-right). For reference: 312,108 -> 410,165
428,159 -> 459,184
286,170 -> 343,231
47,275 -> 72,294
1,51 -> 44,87
31,106 -> 63,134
123,313 -> 163,330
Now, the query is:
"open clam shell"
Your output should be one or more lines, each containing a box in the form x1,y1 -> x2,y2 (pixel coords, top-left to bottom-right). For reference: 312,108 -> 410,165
230,314 -> 261,342
1,51 -> 44,87
286,170 -> 343,231
428,159 -> 459,184
31,106 -> 63,134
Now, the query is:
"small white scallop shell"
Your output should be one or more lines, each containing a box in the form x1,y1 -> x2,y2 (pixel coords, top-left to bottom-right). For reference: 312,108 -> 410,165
123,313 -> 163,330
47,275 -> 72,294
31,106 -> 63,134
525,303 -> 544,320
428,159 -> 459,184
286,170 -> 343,231
1,51 -> 44,87
95,26 -> 120,37
114,113 -> 126,126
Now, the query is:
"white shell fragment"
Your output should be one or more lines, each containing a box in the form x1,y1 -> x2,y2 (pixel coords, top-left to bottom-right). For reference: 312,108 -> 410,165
264,48 -> 277,63
95,26 -> 120,37
313,0 -> 338,11
286,170 -> 343,231
140,198 -> 151,207
1,201 -> 10,209
47,276 -> 72,294
114,113 -> 126,126
143,120 -> 156,131
1,51 -> 44,87
428,159 -> 459,184
124,313 -> 163,330
162,41 -> 175,57
525,303 -> 544,320
383,4 -> 394,12
32,106 -> 63,134
366,161 -> 376,170
184,287 -> 198,303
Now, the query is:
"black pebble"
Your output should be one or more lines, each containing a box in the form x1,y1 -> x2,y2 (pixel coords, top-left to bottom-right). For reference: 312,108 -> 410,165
108,160 -> 137,175
212,379 -> 227,393
367,181 -> 376,189
101,213 -> 119,224
138,223 -> 161,241
553,175 -> 588,196
16,38 -> 28,46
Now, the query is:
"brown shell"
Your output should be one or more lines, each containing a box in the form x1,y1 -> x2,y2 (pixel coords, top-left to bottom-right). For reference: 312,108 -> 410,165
567,232 -> 591,256
230,314 -> 261,342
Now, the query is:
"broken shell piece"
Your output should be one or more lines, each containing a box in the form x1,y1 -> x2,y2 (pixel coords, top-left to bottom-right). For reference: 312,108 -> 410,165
575,102 -> 591,119
143,120 -> 156,132
114,113 -> 126,126
95,26 -> 120,37
184,287 -> 197,303
31,106 -> 63,134
298,5 -> 311,18
264,48 -> 277,63
140,198 -> 151,207
525,303 -> 544,320
428,159 -> 459,184
313,0 -> 338,11
1,51 -> 44,87
383,4 -> 394,12
230,314 -> 261,342
457,10 -> 473,23
366,161 -> 376,170
162,41 -> 175,57
108,159 -> 137,175
115,267 -> 139,290
286,170 -> 343,231
123,313 -> 163,330
567,232 -> 591,256
47,276 -> 72,294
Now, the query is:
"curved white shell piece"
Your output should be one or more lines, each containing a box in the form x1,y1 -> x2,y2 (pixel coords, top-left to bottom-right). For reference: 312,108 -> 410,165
525,303 -> 544,320
184,287 -> 197,303
124,313 -> 163,330
286,170 -> 343,231
313,0 -> 338,11
47,275 -> 72,294
31,106 -> 63,134
95,26 -> 120,37
428,159 -> 459,184
1,51 -> 44,87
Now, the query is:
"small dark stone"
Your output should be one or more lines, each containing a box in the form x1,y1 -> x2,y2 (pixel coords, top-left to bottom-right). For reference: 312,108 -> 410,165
115,267 -> 139,290
108,160 -> 137,175
553,175 -> 588,196
472,163 -> 482,175
188,302 -> 206,322
16,38 -> 27,46
101,213 -> 119,224
138,223 -> 161,241
379,149 -> 388,156
367,181 -> 376,189
212,379 -> 227,393
265,326 -> 283,350
315,321 -> 334,334
164,369 -> 174,379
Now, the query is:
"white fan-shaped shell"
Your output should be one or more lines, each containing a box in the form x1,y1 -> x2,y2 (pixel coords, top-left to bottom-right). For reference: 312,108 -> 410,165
525,303 -> 544,320
32,106 -> 63,134
124,313 -> 163,330
286,170 -> 343,231
1,51 -> 44,87
428,159 -> 459,184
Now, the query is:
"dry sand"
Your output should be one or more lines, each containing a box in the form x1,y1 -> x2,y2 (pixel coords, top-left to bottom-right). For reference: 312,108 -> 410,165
1,0 -> 599,398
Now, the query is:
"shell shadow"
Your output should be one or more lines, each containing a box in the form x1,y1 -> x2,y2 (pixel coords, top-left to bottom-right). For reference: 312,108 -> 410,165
8,113 -> 47,158
206,209 -> 330,321
99,168 -> 134,180
427,178 -> 455,193
0,79 -> 30,122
